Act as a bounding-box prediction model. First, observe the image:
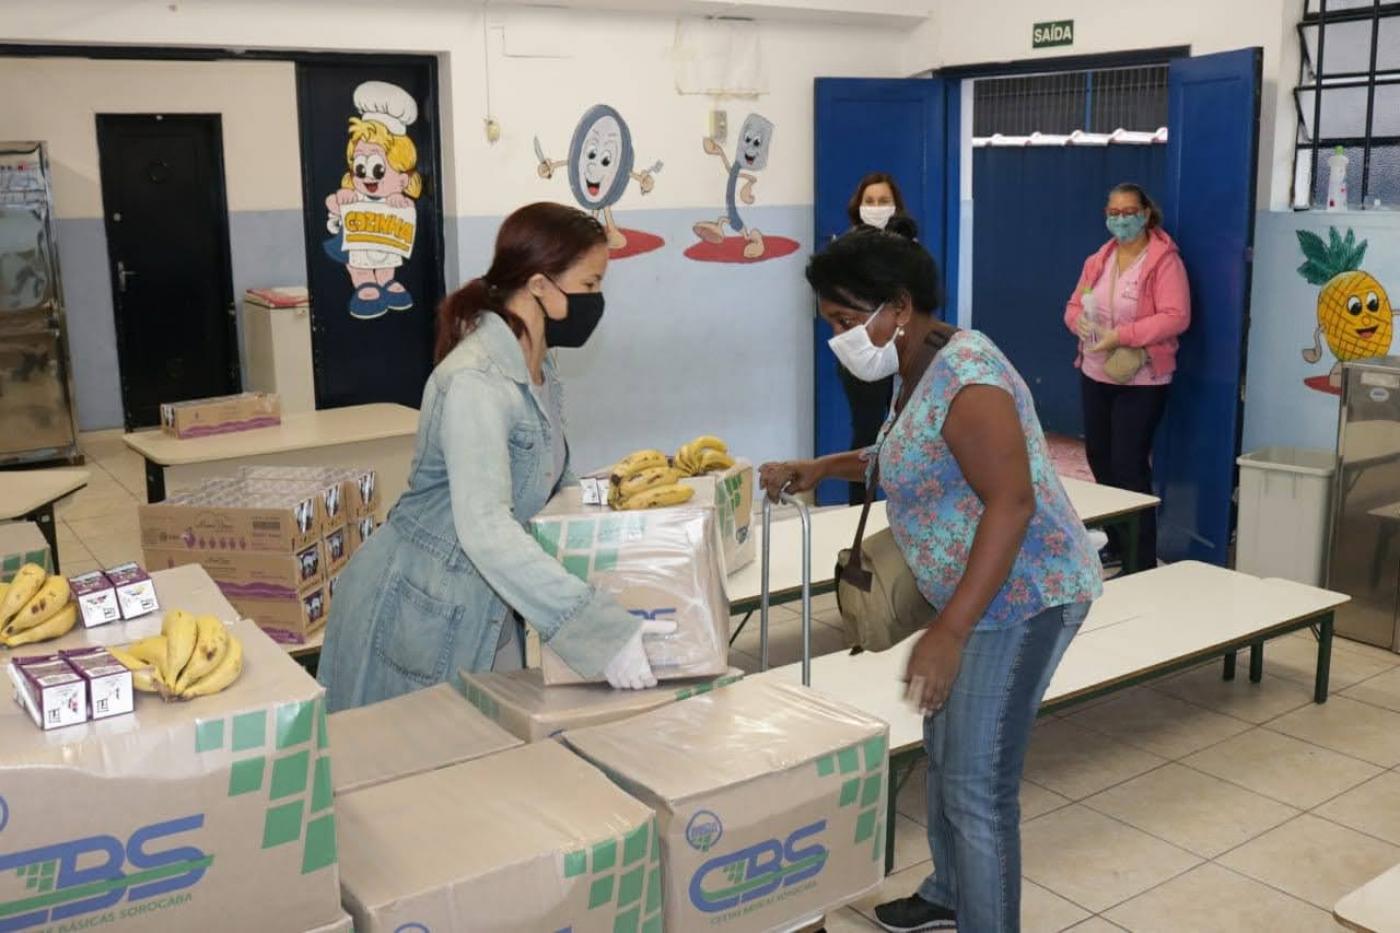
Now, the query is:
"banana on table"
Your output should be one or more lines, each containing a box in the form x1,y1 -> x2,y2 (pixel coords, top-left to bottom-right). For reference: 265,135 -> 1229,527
607,435 -> 736,511
0,564 -> 78,647
108,610 -> 244,701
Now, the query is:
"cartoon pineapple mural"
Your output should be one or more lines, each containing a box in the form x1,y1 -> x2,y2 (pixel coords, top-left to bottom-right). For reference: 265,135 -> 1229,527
1298,227 -> 1394,389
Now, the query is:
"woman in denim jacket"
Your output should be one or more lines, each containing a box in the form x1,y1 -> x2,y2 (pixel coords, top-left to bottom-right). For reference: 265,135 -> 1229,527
319,203 -> 658,712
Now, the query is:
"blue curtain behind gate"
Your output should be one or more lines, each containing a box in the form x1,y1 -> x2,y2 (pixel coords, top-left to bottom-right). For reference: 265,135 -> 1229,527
972,145 -> 1167,437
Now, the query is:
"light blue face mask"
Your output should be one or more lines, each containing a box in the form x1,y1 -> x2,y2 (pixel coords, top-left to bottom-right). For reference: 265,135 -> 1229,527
1106,213 -> 1149,243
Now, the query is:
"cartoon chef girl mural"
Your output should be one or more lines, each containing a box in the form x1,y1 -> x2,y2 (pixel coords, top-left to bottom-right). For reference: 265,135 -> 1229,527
323,81 -> 422,320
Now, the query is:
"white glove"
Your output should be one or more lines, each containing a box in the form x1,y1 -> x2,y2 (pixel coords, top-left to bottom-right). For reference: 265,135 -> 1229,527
604,620 -> 677,690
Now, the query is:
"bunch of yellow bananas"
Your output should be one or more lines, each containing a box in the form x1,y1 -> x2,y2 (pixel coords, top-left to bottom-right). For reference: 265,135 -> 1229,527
108,610 -> 244,701
0,564 -> 77,647
674,435 -> 735,477
607,449 -> 695,511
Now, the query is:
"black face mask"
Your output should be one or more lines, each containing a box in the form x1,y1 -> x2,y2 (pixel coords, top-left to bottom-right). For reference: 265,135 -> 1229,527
538,277 -> 605,349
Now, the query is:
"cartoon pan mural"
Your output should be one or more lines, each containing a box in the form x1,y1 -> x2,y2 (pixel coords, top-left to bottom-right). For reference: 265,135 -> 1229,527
323,81 -> 423,321
686,112 -> 798,264
536,104 -> 664,259
1298,227 -> 1395,394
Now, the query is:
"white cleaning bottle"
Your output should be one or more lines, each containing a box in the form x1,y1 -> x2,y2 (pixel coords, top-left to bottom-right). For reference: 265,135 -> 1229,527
1080,287 -> 1099,350
1327,146 -> 1349,212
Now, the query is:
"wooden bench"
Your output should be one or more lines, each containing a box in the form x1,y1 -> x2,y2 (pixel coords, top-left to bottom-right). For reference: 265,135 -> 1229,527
752,561 -> 1350,873
124,403 -> 418,516
0,468 -> 89,571
1335,862 -> 1400,932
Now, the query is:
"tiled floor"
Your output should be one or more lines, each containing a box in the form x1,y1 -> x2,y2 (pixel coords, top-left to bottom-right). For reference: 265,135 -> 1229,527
57,431 -> 1399,931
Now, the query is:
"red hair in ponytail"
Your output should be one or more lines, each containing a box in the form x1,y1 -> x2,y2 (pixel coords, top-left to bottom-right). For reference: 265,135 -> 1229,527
434,202 -> 607,363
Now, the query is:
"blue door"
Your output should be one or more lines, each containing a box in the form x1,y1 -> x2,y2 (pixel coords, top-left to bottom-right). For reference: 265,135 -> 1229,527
813,77 -> 955,504
1156,48 -> 1262,565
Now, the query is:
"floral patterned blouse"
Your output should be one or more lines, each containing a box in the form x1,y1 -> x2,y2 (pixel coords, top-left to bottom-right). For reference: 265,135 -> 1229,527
876,330 -> 1102,630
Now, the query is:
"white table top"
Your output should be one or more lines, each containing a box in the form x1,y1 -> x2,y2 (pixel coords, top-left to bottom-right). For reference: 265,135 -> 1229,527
123,403 -> 418,466
0,468 -> 89,520
1335,862 -> 1400,933
752,562 -> 1349,754
726,476 -> 1159,606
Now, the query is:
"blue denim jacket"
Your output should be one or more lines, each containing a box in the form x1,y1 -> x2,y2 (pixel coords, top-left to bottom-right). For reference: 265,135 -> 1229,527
318,312 -> 640,712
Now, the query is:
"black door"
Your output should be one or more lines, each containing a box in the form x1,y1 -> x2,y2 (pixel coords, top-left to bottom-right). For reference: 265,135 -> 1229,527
95,114 -> 239,430
295,58 -> 445,410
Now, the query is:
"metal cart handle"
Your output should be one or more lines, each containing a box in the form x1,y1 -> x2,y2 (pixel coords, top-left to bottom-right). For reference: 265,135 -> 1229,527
760,489 -> 812,686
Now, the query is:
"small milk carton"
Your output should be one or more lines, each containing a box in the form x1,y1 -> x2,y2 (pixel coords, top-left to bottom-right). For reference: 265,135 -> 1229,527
106,562 -> 160,619
70,570 -> 121,628
10,655 -> 88,730
61,647 -> 135,720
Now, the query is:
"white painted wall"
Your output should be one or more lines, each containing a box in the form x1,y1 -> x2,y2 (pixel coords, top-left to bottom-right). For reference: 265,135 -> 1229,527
0,57 -> 300,217
902,0 -> 1301,210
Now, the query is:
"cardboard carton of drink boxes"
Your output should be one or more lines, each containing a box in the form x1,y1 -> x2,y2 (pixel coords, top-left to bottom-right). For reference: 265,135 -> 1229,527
565,679 -> 890,933
0,521 -> 53,582
0,617 -> 344,931
528,485 -> 730,685
336,740 -> 662,933
160,391 -> 281,439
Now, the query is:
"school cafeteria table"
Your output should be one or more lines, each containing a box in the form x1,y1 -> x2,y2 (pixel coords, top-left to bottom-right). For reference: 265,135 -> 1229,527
124,403 -> 418,516
0,468 -> 89,571
754,561 -> 1349,873
1335,862 -> 1400,932
726,475 -> 1160,614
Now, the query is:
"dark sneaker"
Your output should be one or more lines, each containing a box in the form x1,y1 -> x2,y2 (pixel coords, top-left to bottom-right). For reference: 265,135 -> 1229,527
874,894 -> 957,932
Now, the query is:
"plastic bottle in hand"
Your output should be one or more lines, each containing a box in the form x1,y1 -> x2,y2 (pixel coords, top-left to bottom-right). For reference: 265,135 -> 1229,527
1079,287 -> 1099,350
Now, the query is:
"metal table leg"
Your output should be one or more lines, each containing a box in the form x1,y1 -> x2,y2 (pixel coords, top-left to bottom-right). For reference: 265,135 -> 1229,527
729,610 -> 754,646
26,503 -> 60,574
885,751 -> 920,875
1121,513 -> 1142,575
145,458 -> 166,504
1315,613 -> 1334,703
1222,651 -> 1237,681
1249,641 -> 1264,683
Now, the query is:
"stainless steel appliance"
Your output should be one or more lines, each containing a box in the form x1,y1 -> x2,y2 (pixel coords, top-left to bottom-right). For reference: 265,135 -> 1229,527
0,142 -> 80,466
1329,357 -> 1400,650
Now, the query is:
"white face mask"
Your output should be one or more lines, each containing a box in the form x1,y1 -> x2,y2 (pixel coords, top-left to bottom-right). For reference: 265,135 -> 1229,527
829,303 -> 902,382
859,204 -> 896,229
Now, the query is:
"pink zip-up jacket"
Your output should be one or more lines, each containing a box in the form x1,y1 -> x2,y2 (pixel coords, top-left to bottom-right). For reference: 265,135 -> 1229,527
1064,227 -> 1192,378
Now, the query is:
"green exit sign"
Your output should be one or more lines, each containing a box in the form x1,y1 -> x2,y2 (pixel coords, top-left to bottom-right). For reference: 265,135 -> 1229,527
1033,19 -> 1075,49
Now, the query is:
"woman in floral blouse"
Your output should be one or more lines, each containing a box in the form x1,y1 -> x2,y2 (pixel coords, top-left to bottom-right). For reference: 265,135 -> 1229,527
760,226 -> 1101,933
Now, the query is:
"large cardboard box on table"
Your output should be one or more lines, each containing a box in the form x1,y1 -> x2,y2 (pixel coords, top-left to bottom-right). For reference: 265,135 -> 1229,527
461,666 -> 744,742
528,485 -> 730,685
236,464 -> 380,521
565,679 -> 890,933
0,521 -> 52,582
683,460 -> 756,574
0,605 -> 342,931
160,391 -> 281,439
336,740 -> 662,932
326,683 -> 521,794
138,480 -> 324,554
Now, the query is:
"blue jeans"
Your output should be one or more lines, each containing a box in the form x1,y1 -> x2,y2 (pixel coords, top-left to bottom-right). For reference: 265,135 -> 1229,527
917,602 -> 1088,932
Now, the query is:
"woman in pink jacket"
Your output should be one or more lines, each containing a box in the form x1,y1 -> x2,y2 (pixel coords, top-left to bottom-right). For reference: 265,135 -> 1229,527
1064,183 -> 1190,571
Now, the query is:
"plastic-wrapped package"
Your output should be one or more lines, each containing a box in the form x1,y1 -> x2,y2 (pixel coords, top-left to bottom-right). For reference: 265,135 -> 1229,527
529,486 -> 731,685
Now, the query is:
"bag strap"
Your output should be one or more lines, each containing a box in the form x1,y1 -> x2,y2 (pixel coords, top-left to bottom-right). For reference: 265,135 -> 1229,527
840,330 -> 948,590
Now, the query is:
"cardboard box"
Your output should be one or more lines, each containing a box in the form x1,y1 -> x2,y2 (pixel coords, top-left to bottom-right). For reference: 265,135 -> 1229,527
237,466 -> 347,525
159,391 -> 281,439
684,460 -> 756,574
347,515 -> 377,555
219,579 -> 327,645
565,679 -> 890,932
529,486 -> 730,685
322,523 -> 349,575
9,655 -> 86,730
0,521 -> 52,583
326,683 -> 522,794
237,465 -> 379,520
71,570 -> 121,628
106,562 -> 161,620
305,912 -> 354,933
145,541 -> 325,596
336,741 -> 661,933
139,484 -> 323,554
61,647 -> 134,720
0,616 -> 343,931
460,667 -> 744,743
